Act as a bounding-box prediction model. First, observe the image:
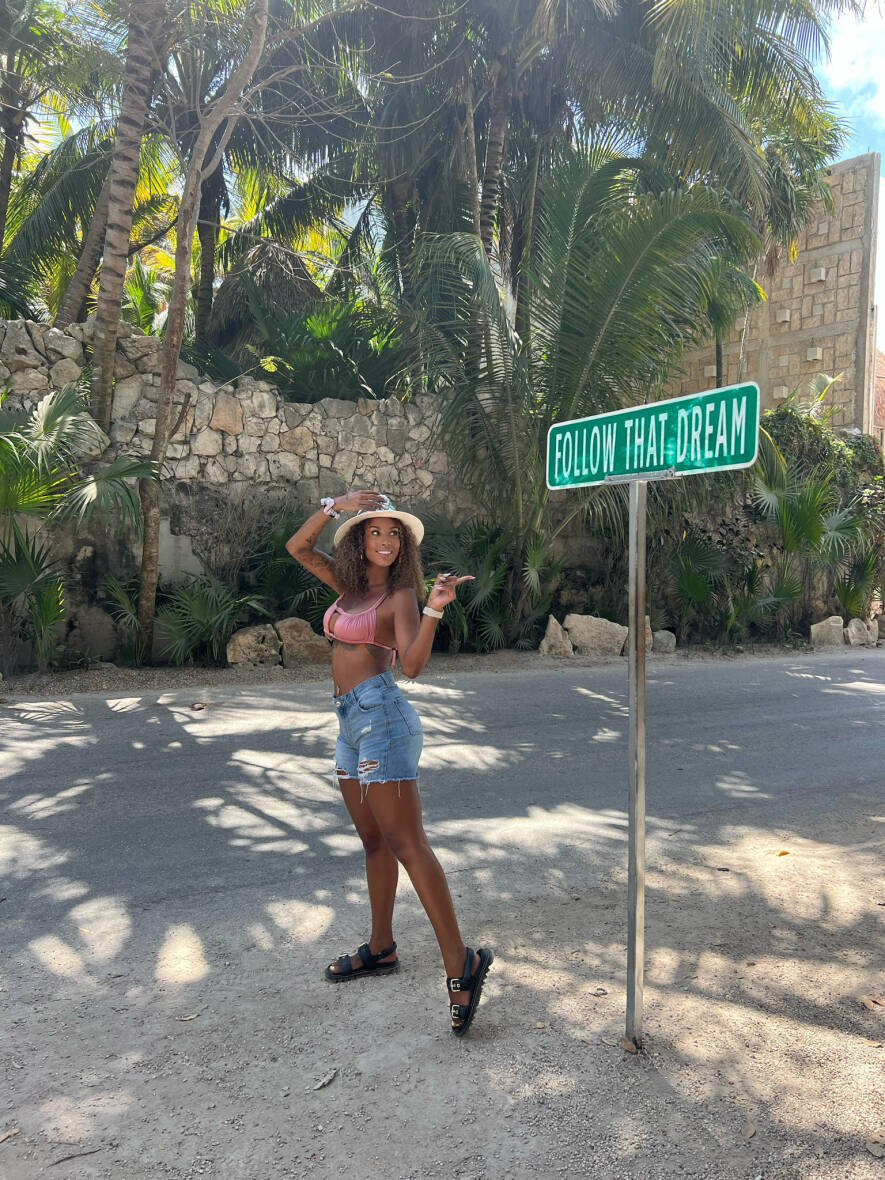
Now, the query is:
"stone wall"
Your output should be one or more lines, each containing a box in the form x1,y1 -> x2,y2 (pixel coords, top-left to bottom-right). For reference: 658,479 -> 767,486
666,153 -> 881,430
1,317 -> 472,584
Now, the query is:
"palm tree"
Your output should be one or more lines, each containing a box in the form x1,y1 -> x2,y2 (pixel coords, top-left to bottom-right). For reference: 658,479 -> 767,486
699,259 -> 765,387
0,385 -> 154,672
91,0 -> 167,431
415,150 -> 760,639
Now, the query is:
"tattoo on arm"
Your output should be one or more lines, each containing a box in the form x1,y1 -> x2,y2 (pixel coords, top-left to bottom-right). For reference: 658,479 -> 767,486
285,511 -> 340,590
300,549 -> 336,582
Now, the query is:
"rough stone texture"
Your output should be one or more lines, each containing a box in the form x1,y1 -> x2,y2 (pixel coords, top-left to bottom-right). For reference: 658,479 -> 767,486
43,327 -> 83,362
64,604 -> 118,660
0,318 -> 475,600
192,428 -> 222,457
113,375 -> 145,418
538,615 -> 573,657
49,358 -> 81,387
275,617 -> 331,665
563,614 -> 628,657
209,391 -> 244,435
865,620 -> 879,646
667,153 -> 879,434
811,616 -> 846,646
653,629 -> 677,653
877,615 -> 885,638
844,617 -> 873,646
226,624 -> 282,667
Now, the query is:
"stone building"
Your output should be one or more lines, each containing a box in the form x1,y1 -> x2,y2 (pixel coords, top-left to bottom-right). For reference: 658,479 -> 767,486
667,153 -> 881,432
874,349 -> 885,450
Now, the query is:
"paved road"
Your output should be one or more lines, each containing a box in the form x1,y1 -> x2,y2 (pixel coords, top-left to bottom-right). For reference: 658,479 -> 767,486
3,648 -> 884,921
2,648 -> 884,1180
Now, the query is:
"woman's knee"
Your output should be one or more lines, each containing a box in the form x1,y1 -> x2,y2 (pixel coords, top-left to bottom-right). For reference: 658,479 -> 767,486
358,827 -> 388,856
383,830 -> 431,866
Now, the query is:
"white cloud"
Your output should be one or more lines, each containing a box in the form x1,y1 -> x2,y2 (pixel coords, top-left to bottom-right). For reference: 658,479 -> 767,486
822,10 -> 885,136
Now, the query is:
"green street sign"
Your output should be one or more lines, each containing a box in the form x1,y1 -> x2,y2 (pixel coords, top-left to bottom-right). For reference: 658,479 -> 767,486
546,382 -> 760,489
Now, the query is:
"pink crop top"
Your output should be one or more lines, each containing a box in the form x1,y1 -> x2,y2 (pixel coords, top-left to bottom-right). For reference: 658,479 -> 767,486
323,592 -> 397,662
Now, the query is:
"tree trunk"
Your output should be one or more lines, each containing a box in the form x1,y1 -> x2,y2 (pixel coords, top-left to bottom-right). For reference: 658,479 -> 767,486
715,334 -> 723,388
0,128 -> 18,251
91,0 -> 164,432
137,0 -> 269,659
463,71 -> 480,236
54,167 -> 113,327
514,141 -> 541,345
386,178 -> 415,304
479,59 -> 512,257
194,185 -> 219,341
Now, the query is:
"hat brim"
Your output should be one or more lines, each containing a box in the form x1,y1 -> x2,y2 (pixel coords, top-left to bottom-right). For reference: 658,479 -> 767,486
333,508 -> 425,547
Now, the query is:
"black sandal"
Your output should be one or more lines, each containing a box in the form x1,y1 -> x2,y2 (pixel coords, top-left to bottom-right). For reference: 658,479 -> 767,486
448,946 -> 494,1036
324,941 -> 399,983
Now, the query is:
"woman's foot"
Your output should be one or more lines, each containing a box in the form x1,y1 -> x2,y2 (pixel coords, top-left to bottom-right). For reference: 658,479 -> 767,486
324,940 -> 398,981
446,946 -> 494,1035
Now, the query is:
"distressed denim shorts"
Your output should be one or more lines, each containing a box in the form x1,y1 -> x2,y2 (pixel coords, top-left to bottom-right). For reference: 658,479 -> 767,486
333,670 -> 423,790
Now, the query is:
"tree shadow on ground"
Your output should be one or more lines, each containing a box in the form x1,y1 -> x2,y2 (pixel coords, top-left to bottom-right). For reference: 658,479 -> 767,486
1,655 -> 883,1178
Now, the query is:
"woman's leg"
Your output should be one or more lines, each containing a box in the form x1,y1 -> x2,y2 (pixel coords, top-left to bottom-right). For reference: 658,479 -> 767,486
327,775 -> 399,972
364,780 -> 481,1018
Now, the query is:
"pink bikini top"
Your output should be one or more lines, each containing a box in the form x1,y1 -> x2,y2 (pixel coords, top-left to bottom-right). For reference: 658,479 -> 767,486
323,592 -> 397,662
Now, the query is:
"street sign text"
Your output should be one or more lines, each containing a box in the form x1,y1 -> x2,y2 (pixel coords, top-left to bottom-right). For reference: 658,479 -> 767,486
547,383 -> 760,489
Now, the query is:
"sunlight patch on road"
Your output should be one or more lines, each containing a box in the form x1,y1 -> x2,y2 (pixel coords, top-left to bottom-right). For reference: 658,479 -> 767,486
420,743 -> 521,771
155,924 -> 209,982
30,934 -> 89,980
39,1091 -> 133,1143
8,782 -> 94,819
265,898 -> 334,941
68,896 -> 131,961
0,824 -> 70,878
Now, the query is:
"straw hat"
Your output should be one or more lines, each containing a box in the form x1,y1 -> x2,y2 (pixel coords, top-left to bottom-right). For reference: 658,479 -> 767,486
333,495 -> 425,546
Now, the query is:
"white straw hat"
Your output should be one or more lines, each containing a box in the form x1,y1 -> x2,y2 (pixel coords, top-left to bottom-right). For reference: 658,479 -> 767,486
333,496 -> 425,546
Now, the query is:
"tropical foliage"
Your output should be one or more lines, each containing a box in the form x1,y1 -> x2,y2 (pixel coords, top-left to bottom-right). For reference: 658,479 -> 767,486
0,386 -> 153,672
0,0 -> 872,665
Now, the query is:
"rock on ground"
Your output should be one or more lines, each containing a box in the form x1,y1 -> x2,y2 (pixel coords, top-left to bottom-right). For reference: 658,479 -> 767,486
538,615 -> 573,656
563,613 -> 628,657
653,629 -> 677,653
810,615 -> 845,647
844,617 -> 873,647
226,623 -> 282,666
274,617 -> 331,665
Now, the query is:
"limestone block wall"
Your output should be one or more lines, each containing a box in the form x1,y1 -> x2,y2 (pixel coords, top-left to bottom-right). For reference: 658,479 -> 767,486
667,153 -> 881,431
0,317 -> 472,582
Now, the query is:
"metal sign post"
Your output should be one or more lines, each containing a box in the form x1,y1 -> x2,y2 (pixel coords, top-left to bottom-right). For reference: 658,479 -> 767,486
626,477 -> 647,1046
546,382 -> 762,1054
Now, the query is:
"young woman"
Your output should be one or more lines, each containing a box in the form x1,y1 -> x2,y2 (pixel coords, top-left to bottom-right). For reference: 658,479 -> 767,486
286,489 -> 494,1037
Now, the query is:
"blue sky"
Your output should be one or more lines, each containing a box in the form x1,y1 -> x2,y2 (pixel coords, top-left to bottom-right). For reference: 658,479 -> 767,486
820,8 -> 885,346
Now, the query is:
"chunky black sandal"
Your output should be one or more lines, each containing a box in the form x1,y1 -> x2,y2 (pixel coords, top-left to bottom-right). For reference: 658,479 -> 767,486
324,941 -> 399,983
448,946 -> 494,1036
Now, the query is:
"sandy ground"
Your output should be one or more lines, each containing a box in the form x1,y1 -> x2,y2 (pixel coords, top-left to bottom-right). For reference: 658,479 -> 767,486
1,651 -> 884,1180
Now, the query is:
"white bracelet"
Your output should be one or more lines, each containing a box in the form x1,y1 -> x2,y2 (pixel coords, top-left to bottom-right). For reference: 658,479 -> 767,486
320,497 -> 340,519
423,605 -> 444,619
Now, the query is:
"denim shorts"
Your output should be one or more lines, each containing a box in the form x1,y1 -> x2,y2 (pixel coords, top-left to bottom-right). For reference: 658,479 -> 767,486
333,670 -> 423,790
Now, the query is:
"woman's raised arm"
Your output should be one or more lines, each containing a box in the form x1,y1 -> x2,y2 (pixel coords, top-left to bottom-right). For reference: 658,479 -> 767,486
285,489 -> 386,590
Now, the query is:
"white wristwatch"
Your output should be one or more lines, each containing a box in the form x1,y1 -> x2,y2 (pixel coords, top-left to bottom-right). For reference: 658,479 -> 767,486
423,605 -> 444,619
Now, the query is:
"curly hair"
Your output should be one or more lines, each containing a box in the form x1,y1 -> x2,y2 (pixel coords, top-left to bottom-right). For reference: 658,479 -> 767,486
333,519 -> 425,601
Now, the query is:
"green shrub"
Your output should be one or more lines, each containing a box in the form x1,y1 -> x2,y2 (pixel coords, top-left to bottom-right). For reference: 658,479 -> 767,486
155,576 -> 267,665
422,516 -> 564,652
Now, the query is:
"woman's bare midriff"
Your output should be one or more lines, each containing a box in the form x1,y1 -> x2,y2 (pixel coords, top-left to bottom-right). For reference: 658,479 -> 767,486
330,639 -> 393,695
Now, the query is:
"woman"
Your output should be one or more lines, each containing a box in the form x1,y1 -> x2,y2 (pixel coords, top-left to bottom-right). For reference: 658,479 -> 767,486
286,489 -> 494,1037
